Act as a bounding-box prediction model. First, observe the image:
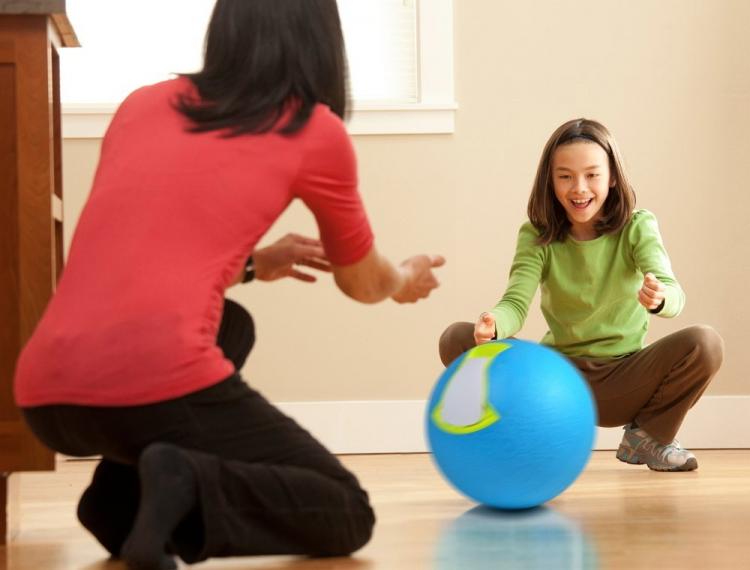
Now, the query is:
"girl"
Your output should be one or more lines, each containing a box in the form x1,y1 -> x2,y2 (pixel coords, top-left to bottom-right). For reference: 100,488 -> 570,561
14,1 -> 444,568
439,118 -> 723,473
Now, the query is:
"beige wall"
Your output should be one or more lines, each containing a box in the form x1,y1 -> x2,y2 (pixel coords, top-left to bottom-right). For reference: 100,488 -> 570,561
61,0 -> 749,401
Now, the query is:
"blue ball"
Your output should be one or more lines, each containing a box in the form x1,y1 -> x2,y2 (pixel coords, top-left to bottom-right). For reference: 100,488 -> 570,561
426,339 -> 596,509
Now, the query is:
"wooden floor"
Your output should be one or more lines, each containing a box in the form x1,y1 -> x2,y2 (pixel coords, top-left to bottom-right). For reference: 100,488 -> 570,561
1,450 -> 749,569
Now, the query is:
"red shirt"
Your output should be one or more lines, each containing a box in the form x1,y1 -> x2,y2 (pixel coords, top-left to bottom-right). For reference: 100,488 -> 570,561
14,78 -> 373,407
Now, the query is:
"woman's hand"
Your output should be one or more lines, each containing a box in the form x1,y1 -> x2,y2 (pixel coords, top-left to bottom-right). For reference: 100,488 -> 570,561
391,254 -> 446,304
474,312 -> 496,345
638,272 -> 665,311
254,233 -> 331,282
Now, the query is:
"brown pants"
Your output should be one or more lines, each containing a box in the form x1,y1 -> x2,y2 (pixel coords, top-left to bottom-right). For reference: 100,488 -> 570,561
438,323 -> 724,444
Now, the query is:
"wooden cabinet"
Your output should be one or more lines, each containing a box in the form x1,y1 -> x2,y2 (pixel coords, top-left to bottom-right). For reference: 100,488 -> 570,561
0,0 -> 78,543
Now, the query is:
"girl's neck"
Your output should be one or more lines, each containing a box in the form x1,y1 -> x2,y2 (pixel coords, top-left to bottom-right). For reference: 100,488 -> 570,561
569,222 -> 599,241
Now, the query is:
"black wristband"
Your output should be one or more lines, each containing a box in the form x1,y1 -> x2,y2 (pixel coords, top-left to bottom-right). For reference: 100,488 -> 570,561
241,255 -> 255,283
648,298 -> 665,314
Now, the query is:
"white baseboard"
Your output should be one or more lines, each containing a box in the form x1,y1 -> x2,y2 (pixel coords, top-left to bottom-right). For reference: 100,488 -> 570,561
276,396 -> 750,454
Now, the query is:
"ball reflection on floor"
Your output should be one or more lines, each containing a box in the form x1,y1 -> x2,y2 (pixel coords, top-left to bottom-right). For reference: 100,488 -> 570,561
435,505 -> 598,569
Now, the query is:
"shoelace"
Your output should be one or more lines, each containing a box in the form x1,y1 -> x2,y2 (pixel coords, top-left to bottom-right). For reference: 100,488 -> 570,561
630,429 -> 685,462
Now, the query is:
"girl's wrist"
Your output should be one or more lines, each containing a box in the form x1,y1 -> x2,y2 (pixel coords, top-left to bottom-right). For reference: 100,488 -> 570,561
648,298 -> 666,314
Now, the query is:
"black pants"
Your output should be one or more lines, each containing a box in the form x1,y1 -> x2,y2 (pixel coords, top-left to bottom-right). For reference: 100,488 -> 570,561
22,300 -> 375,563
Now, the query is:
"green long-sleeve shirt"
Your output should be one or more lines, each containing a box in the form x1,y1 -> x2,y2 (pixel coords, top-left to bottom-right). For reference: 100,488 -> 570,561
490,209 -> 685,358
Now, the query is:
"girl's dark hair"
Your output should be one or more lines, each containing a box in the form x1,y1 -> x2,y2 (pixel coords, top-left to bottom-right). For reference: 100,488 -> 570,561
528,118 -> 636,245
175,0 -> 349,136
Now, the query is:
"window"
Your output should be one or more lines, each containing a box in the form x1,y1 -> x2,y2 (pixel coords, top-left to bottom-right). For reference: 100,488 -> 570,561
61,0 -> 455,137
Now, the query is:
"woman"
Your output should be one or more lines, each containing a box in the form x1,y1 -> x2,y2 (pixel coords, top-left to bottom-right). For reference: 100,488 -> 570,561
14,1 -> 444,568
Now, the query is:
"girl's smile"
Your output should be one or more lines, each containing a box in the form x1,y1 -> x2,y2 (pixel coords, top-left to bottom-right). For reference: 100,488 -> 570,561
571,197 -> 594,210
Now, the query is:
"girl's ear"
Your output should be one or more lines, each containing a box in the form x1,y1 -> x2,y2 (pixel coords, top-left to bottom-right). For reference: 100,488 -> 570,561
610,176 -> 616,188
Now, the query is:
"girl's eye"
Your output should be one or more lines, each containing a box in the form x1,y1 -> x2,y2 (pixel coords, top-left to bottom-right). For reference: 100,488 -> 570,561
588,173 -> 600,178
558,175 -> 571,180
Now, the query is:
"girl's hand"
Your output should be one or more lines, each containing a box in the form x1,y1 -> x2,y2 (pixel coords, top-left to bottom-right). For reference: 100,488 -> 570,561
474,312 -> 496,345
638,272 -> 665,311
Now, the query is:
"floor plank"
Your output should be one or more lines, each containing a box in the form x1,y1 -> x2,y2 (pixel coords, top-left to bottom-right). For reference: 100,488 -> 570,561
1,450 -> 749,569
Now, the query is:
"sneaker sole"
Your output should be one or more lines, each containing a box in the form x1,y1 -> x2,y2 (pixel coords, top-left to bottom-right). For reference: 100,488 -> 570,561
617,447 -> 698,471
646,457 -> 698,472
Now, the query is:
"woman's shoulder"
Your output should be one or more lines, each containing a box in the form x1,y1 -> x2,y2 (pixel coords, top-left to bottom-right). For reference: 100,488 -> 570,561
293,104 -> 356,181
106,79 -> 188,129
297,104 -> 353,158
101,79 -> 187,141
303,103 -> 348,136
119,78 -> 187,108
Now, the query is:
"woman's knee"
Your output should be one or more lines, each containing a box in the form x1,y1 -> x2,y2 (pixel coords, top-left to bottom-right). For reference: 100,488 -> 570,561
329,497 -> 376,556
684,325 -> 724,374
438,322 -> 475,367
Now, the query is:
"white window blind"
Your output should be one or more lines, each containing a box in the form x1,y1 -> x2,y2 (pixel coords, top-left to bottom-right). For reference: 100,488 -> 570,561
60,0 -> 417,105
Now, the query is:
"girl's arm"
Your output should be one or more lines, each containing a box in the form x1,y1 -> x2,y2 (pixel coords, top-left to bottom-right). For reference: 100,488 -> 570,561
630,210 -> 685,318
480,222 -> 545,341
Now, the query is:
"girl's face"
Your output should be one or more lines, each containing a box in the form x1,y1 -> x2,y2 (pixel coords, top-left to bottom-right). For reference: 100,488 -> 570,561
551,141 -> 615,240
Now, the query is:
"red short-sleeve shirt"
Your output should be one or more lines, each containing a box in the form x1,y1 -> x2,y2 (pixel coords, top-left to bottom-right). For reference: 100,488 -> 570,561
14,78 -> 374,406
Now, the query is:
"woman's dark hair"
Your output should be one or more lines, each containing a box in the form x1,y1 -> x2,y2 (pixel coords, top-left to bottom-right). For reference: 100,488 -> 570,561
528,118 -> 636,245
175,0 -> 349,136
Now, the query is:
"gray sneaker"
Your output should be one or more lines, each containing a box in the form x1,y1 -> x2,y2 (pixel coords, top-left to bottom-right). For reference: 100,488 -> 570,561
616,424 -> 698,472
